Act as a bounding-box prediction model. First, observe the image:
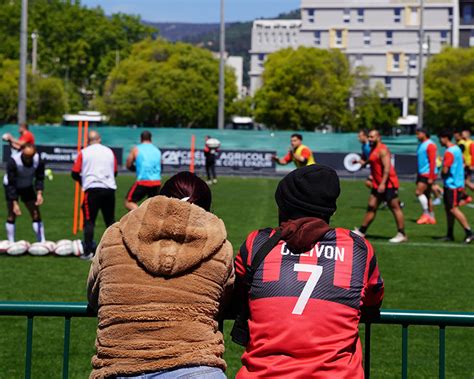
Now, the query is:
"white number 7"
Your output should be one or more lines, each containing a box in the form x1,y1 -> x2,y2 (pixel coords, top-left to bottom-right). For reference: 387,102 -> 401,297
292,264 -> 323,315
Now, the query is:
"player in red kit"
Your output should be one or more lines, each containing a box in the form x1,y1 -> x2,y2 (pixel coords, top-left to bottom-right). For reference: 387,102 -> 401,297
231,165 -> 384,379
354,129 -> 407,243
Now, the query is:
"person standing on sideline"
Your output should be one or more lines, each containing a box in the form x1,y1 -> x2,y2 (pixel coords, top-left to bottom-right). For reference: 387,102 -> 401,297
3,144 -> 46,242
415,129 -> 438,225
231,165 -> 383,378
437,130 -> 473,244
273,134 -> 315,168
204,136 -> 219,185
461,129 -> 474,193
71,131 -> 118,259
356,129 -> 373,189
354,130 -> 407,243
4,123 -> 35,152
124,131 -> 162,211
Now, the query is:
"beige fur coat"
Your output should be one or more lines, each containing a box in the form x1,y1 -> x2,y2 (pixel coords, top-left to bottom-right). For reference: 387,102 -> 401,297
87,196 -> 234,379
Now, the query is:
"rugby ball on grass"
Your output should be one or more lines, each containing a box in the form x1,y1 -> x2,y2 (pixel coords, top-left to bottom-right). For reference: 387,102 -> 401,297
29,242 -> 50,256
72,240 -> 84,257
54,240 -> 73,256
206,138 -> 221,149
0,240 -> 11,254
7,240 -> 30,256
44,241 -> 57,253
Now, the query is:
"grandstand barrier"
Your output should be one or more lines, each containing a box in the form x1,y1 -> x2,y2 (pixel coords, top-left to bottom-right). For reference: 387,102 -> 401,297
1,302 -> 473,379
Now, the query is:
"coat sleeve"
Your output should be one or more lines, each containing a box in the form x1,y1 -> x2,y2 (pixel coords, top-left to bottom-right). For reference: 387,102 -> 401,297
87,251 -> 101,312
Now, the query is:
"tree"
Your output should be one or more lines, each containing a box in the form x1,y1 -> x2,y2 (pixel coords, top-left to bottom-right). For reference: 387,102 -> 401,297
253,47 -> 353,131
228,96 -> 254,117
350,67 -> 399,132
0,58 -> 67,124
99,39 -> 237,127
424,47 -> 474,132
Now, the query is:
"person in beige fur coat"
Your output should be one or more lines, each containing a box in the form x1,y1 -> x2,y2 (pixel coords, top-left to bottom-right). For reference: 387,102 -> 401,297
87,172 -> 235,379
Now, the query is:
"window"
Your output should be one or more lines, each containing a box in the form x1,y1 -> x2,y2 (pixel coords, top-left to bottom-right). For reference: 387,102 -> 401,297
448,8 -> 453,23
354,54 -> 363,67
392,53 -> 401,70
336,30 -> 343,46
258,54 -> 265,61
463,4 -> 473,24
314,31 -> 321,45
440,31 -> 448,44
308,9 -> 315,23
344,8 -> 351,23
407,6 -> 419,26
394,8 -> 402,23
386,31 -> 393,45
470,30 -> 474,47
357,9 -> 364,23
409,54 -> 417,69
364,31 -> 371,46
385,77 -> 392,91
257,33 -> 262,44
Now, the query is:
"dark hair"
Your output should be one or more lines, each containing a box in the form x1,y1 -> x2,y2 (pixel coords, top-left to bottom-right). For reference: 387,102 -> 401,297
161,172 -> 212,211
416,128 -> 430,138
291,133 -> 303,141
453,129 -> 462,135
20,123 -> 29,130
358,129 -> 369,137
438,130 -> 453,140
141,131 -> 152,142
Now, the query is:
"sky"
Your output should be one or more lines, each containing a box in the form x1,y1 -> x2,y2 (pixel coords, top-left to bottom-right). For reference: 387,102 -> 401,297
81,0 -> 300,23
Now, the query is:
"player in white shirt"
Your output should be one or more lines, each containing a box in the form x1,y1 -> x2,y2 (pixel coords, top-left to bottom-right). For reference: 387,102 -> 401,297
72,131 -> 118,259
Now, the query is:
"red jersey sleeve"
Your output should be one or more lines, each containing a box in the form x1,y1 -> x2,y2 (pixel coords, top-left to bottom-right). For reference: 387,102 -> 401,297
470,143 -> 474,169
235,230 -> 259,277
282,151 -> 292,164
113,153 -> 118,175
443,151 -> 454,169
362,240 -> 384,308
300,147 -> 312,160
427,143 -> 437,179
19,131 -> 35,145
72,152 -> 83,174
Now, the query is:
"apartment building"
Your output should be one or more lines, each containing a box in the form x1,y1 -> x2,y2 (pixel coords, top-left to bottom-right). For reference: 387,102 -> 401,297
249,20 -> 302,95
249,0 -> 468,106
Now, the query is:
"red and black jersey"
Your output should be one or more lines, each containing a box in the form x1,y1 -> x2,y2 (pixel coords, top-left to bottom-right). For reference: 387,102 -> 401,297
234,227 -> 384,379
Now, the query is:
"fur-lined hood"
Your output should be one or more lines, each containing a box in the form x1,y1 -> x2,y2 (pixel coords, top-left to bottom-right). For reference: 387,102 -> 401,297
119,196 -> 227,276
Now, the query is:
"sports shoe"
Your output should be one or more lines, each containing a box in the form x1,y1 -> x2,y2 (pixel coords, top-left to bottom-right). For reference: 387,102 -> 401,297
80,252 -> 94,261
212,179 -> 218,184
432,198 -> 442,206
206,180 -> 213,185
389,233 -> 408,243
434,236 -> 454,242
465,234 -> 474,244
352,227 -> 366,238
416,214 -> 430,225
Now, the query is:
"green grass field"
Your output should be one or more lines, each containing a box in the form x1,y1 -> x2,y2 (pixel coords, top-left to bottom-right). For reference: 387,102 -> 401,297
1,173 -> 473,378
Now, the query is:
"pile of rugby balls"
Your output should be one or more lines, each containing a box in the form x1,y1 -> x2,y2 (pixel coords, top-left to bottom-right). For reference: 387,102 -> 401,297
0,239 -> 84,257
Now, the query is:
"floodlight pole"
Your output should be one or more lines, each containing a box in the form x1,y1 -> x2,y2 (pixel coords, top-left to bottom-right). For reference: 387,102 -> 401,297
31,32 -> 38,75
417,0 -> 425,129
217,0 -> 226,130
18,0 -> 28,125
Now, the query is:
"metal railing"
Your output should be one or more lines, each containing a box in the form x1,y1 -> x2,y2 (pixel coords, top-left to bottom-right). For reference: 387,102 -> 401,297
1,302 -> 474,379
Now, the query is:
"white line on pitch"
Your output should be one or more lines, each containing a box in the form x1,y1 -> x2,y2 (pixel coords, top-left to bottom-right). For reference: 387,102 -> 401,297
371,241 -> 471,249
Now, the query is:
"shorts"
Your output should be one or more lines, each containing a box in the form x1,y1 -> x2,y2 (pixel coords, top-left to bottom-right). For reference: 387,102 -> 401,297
444,188 -> 464,210
416,175 -> 432,185
465,167 -> 473,180
371,188 -> 399,203
126,183 -> 160,203
4,185 -> 36,203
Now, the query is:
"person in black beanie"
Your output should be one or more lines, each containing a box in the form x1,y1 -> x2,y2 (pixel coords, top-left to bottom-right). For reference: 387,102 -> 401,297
232,164 -> 384,379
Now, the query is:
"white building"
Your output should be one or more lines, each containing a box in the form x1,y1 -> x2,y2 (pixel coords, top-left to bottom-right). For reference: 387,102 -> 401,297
226,56 -> 245,98
250,0 -> 461,108
249,20 -> 302,95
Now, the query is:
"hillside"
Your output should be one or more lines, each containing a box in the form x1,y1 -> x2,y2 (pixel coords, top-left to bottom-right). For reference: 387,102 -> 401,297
147,9 -> 301,87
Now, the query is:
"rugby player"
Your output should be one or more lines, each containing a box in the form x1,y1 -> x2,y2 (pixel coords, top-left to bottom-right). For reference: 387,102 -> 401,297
437,130 -> 473,244
3,144 -> 46,242
415,129 -> 438,224
273,134 -> 315,168
356,129 -> 373,189
232,165 -> 383,378
204,136 -> 218,185
72,131 -> 118,259
461,129 -> 474,193
124,131 -> 162,211
354,130 -> 407,243
4,123 -> 35,152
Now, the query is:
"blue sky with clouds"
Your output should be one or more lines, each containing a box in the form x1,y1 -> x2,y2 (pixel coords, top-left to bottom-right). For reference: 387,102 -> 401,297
81,0 -> 300,23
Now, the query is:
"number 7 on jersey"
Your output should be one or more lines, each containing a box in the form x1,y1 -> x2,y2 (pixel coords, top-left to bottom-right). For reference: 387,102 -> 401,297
292,264 -> 323,315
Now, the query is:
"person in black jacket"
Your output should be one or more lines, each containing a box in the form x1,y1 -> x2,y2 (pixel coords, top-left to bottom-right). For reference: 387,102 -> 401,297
3,144 -> 46,242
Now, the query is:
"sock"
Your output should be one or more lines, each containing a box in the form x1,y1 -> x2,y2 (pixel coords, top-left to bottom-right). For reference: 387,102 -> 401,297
430,212 -> 435,218
359,226 -> 368,234
418,194 -> 429,214
398,228 -> 406,236
6,222 -> 15,242
465,228 -> 473,237
32,221 -> 45,242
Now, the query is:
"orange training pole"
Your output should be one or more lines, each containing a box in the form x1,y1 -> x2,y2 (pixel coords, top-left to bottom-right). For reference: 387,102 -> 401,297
190,135 -> 196,173
79,121 -> 89,231
73,121 -> 83,235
